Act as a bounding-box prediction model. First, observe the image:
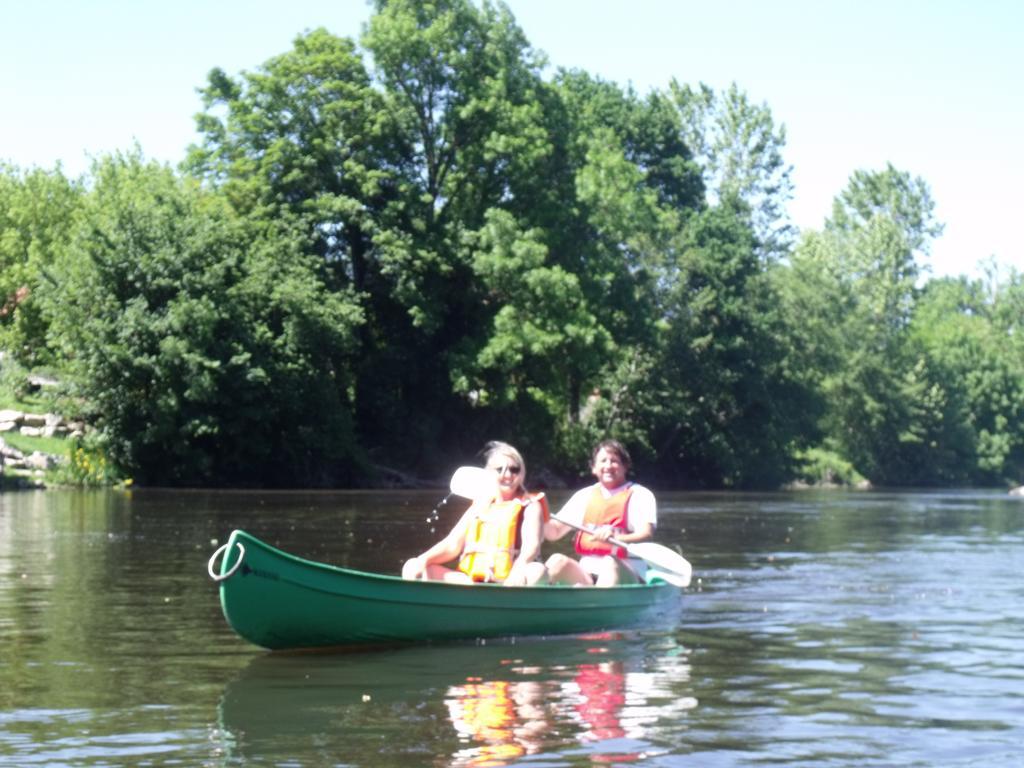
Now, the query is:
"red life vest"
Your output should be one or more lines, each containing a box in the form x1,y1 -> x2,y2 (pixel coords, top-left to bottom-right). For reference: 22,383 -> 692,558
574,485 -> 632,558
458,493 -> 549,582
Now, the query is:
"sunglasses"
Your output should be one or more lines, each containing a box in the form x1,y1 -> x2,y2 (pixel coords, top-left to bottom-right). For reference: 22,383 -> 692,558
489,464 -> 521,475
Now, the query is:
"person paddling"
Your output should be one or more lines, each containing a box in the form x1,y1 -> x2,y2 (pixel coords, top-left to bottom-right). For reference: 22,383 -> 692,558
402,441 -> 549,586
543,440 -> 656,587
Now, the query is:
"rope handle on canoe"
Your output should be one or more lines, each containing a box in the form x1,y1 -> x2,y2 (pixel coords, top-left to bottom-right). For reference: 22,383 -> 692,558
207,541 -> 245,582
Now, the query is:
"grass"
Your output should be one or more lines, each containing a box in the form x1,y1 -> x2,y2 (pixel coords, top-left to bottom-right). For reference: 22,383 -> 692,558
0,373 -> 70,465
0,390 -> 48,413
2,430 -> 68,457
1,368 -> 126,487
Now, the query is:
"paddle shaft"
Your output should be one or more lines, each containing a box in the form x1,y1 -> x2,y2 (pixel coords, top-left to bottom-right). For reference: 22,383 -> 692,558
557,518 -> 626,548
552,516 -> 640,556
551,515 -> 692,585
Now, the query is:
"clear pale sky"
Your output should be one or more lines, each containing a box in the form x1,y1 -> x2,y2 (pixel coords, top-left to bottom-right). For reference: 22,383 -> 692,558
3,0 -> 1021,280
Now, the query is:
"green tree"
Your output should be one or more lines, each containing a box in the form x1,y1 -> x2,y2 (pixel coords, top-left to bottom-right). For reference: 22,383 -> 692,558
649,201 -> 812,487
0,164 -> 82,364
911,275 -> 1024,483
669,81 -> 794,260
42,153 -> 364,486
358,0 -> 562,467
534,73 -> 705,462
452,207 -> 612,411
185,27 -> 424,474
826,163 -> 943,342
184,1 -> 744,481
539,74 -> 808,487
363,0 -> 552,322
186,27 -> 385,290
186,2 -> 564,473
782,165 -> 952,485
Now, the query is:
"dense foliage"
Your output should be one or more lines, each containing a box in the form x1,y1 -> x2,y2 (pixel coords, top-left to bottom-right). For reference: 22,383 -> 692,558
1,0 -> 1021,488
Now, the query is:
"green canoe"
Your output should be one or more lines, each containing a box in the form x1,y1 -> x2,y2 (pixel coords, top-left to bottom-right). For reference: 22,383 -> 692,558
209,529 -> 681,651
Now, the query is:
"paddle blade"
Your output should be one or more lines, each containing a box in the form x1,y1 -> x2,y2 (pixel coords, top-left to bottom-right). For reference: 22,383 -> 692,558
627,542 -> 693,587
449,466 -> 495,500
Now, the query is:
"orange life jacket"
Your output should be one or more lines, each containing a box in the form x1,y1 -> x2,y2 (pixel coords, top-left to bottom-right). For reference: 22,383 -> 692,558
458,493 -> 549,582
574,485 -> 632,558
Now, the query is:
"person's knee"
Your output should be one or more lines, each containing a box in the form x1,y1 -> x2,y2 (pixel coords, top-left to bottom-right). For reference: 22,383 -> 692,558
544,553 -> 578,584
522,561 -> 548,585
594,558 -> 621,587
401,558 -> 423,580
545,553 -> 571,572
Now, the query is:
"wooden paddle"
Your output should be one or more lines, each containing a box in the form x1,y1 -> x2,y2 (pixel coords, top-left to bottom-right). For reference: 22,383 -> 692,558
449,466 -> 692,587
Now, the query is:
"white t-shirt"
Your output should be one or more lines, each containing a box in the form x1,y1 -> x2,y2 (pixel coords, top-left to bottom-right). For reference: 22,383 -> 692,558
557,482 -> 657,531
557,482 -> 657,579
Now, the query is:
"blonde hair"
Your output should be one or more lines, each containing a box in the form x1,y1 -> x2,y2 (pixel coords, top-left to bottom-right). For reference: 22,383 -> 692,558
483,440 -> 527,494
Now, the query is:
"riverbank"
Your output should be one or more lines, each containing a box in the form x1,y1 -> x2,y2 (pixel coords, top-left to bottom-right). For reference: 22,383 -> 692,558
0,404 -> 84,488
1,372 -> 1020,494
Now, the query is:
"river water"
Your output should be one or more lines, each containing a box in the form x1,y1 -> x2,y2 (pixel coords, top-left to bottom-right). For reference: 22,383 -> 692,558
0,486 -> 1021,766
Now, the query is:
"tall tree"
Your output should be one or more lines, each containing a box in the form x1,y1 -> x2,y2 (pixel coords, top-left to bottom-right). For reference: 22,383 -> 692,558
649,201 -> 811,487
362,0 -> 551,322
449,207 -> 614,457
783,165 -> 949,484
826,163 -> 943,343
185,28 -> 384,290
537,72 -> 705,457
184,27 -> 421,473
669,81 -> 794,260
358,0 -> 562,467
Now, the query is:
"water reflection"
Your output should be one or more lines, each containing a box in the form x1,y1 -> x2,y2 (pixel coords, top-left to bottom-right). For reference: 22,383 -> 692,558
216,632 -> 694,766
446,678 -> 553,765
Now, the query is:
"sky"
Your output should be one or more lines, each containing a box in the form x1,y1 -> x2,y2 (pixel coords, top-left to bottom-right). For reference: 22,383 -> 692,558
3,0 -> 1021,280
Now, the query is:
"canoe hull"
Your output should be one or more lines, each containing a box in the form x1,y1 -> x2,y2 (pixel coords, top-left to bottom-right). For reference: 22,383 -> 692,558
214,529 -> 680,650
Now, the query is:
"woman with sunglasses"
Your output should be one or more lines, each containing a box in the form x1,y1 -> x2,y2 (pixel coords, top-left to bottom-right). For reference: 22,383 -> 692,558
401,441 -> 549,586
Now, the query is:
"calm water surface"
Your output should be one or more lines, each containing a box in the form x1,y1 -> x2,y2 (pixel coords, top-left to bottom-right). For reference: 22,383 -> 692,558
0,487 -> 1021,766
